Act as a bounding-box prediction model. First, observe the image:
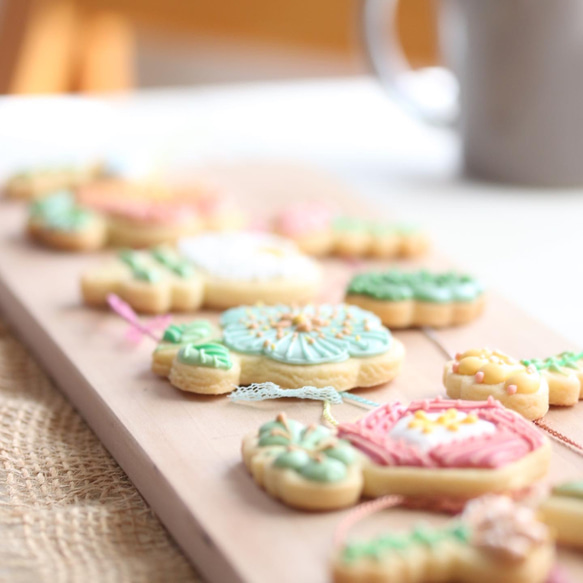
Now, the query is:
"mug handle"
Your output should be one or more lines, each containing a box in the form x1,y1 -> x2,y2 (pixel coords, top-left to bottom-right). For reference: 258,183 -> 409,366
361,0 -> 459,127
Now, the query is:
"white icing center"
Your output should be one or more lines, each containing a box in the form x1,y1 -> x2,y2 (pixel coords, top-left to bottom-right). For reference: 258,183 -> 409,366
178,232 -> 320,281
389,411 -> 497,452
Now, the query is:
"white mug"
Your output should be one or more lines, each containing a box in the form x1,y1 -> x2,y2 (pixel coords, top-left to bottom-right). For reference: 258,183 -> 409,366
362,0 -> 583,187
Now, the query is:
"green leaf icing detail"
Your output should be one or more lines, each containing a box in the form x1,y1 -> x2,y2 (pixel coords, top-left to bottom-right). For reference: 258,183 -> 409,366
521,351 -> 583,375
162,321 -> 213,344
150,246 -> 194,278
346,270 -> 483,303
552,481 -> 583,500
256,415 -> 356,483
177,342 -> 233,370
118,250 -> 161,283
220,304 -> 392,365
29,191 -> 94,232
342,522 -> 470,563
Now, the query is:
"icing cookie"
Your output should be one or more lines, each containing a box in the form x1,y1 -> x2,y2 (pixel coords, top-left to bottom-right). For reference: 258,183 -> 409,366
4,163 -> 102,200
152,304 -> 405,394
540,481 -> 583,549
273,202 -> 429,258
345,270 -> 485,328
337,397 -> 550,501
242,413 -> 363,510
82,247 -> 205,313
332,495 -> 554,583
444,348 -> 583,420
177,232 -> 321,308
27,191 -> 108,251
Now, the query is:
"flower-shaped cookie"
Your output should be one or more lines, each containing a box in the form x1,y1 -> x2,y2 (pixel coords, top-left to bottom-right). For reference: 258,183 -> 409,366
345,270 -> 485,328
444,348 -> 583,420
242,413 -> 363,510
333,495 -> 554,583
153,303 -> 405,395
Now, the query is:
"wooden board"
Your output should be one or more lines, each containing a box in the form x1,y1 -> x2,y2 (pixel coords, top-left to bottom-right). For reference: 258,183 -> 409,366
0,163 -> 582,582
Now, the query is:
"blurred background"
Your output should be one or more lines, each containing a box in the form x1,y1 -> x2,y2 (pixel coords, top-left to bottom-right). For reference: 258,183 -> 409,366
0,0 -> 438,94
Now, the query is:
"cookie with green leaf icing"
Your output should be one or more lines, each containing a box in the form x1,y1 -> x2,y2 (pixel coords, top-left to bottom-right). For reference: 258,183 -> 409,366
81,246 -> 206,314
345,269 -> 485,328
333,495 -> 554,583
242,413 -> 363,510
27,191 -> 108,251
153,303 -> 405,395
540,480 -> 583,549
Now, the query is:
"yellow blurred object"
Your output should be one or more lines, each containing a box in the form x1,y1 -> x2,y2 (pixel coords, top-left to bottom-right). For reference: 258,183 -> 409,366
0,0 -> 438,94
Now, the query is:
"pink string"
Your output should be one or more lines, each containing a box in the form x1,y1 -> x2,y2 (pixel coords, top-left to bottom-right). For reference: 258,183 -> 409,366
106,294 -> 170,343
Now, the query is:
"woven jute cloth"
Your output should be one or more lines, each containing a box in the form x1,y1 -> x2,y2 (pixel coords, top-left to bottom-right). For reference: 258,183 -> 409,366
0,317 -> 200,583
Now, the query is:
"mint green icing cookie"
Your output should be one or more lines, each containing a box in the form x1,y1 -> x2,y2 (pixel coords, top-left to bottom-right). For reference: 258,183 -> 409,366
552,481 -> 583,500
118,250 -> 161,283
177,342 -> 232,370
333,216 -> 420,236
220,304 -> 391,366
256,414 -> 356,483
29,191 -> 94,232
346,270 -> 483,303
162,321 -> 213,345
342,522 -> 469,563
522,351 -> 583,375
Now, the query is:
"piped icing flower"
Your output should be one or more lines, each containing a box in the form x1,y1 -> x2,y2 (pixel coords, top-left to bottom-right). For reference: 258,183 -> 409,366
220,304 -> 392,365
522,351 -> 583,375
29,191 -> 96,232
347,270 -> 483,303
462,495 -> 549,561
337,397 -> 545,469
254,413 -> 357,483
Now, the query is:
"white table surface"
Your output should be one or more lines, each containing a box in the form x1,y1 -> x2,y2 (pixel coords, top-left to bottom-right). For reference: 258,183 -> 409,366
1,77 -> 581,346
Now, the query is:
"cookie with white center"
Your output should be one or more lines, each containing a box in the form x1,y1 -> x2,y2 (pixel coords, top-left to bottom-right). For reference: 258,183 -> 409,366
153,303 -> 405,395
332,495 -> 554,583
345,270 -> 485,328
540,481 -> 583,549
337,397 -> 550,501
444,348 -> 583,420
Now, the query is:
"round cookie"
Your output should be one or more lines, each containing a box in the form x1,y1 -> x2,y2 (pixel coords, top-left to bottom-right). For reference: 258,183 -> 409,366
27,191 -> 108,252
345,270 -> 485,328
178,232 -> 322,308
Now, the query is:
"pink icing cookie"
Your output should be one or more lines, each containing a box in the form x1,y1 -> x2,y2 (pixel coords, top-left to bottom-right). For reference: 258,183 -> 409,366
337,397 -> 550,501
274,201 -> 336,237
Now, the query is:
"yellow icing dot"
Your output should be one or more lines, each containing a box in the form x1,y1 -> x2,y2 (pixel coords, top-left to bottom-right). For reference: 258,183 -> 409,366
462,414 -> 478,424
446,423 -> 459,432
460,348 -> 490,359
504,371 -> 541,395
479,362 -> 523,384
458,357 -> 487,375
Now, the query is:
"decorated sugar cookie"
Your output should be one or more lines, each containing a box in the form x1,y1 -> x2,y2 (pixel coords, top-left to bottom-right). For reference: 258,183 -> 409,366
444,348 -> 583,420
540,481 -> 583,549
82,247 -> 205,314
242,413 -> 363,510
333,495 -> 555,583
337,397 -> 549,501
345,270 -> 485,328
152,304 -> 405,395
242,398 -> 549,510
177,232 -> 321,308
273,202 -> 428,258
4,163 -> 102,200
27,191 -> 108,251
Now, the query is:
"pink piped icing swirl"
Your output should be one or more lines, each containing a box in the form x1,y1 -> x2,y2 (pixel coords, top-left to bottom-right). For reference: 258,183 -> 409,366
274,201 -> 336,236
337,397 -> 545,469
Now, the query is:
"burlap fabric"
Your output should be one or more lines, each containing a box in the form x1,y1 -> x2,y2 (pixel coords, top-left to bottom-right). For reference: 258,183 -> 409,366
0,317 -> 200,583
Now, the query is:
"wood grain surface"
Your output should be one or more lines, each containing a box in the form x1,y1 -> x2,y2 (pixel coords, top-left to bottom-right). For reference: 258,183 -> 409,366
0,163 -> 581,582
